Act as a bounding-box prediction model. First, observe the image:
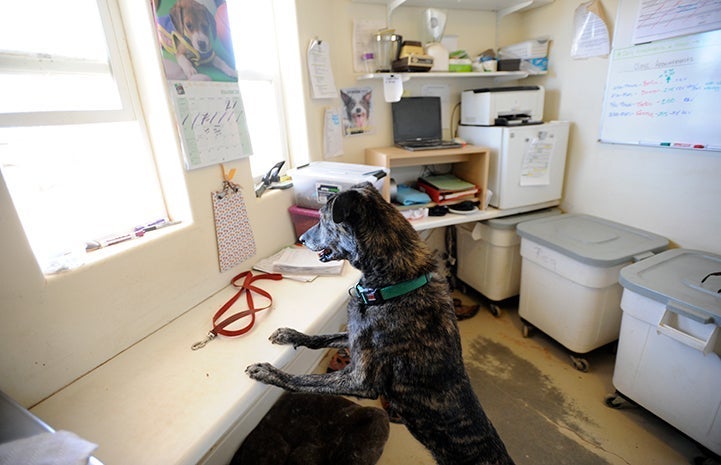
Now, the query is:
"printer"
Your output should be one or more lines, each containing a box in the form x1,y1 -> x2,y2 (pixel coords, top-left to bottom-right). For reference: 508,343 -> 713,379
461,86 -> 544,126
458,84 -> 570,210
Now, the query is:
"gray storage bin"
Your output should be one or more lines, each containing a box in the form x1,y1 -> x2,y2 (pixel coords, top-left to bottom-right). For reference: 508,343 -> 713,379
456,208 -> 561,302
613,249 -> 721,455
516,214 -> 668,363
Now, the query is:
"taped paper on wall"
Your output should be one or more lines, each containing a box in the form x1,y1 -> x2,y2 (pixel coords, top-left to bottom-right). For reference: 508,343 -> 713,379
307,39 -> 337,99
571,0 -> 610,59
323,107 -> 343,158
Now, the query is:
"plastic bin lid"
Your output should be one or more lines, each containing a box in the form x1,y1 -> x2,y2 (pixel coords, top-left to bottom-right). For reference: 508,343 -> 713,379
516,214 -> 668,266
485,207 -> 562,230
619,249 -> 721,325
289,161 -> 388,181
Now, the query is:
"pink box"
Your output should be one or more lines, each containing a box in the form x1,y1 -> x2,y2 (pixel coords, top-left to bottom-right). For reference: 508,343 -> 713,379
288,205 -> 320,240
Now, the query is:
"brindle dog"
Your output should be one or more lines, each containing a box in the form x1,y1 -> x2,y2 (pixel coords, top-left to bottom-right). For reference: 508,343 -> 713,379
246,183 -> 515,465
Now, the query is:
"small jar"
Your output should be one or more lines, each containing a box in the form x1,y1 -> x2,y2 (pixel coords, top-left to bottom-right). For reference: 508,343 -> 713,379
361,52 -> 376,74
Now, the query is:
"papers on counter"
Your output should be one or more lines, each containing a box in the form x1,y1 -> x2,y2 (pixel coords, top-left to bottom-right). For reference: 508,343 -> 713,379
253,246 -> 345,281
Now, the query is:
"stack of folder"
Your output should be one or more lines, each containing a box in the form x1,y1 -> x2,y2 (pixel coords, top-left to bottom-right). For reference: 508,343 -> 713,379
415,174 -> 479,205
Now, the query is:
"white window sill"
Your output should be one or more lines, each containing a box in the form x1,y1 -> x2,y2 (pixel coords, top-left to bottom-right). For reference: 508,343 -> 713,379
30,265 -> 361,465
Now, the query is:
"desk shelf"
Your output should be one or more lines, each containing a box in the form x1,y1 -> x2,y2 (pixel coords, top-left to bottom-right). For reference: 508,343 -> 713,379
366,144 -> 490,207
366,145 -> 561,230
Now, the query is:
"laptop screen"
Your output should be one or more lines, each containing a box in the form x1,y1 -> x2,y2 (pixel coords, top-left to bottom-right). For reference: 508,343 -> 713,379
392,97 -> 443,144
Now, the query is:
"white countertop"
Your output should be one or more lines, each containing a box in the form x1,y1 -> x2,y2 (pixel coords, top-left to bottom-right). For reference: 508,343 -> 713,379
409,201 -> 561,231
31,265 -> 361,465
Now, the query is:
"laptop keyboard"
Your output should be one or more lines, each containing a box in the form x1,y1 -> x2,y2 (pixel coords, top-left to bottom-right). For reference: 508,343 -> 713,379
399,140 -> 462,150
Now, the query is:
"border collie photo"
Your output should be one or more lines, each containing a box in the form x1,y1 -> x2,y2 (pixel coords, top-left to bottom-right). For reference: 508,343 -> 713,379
340,87 -> 374,136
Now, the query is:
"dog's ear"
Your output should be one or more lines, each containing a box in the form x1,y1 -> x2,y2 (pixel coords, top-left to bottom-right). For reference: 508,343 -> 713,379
206,7 -> 216,37
331,190 -> 362,224
340,91 -> 353,107
169,2 -> 183,31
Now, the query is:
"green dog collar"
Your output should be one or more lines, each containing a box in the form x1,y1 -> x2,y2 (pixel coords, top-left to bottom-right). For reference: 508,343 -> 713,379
351,272 -> 433,306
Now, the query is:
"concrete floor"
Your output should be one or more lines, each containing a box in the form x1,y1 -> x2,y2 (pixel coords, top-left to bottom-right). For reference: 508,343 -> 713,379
350,293 -> 717,465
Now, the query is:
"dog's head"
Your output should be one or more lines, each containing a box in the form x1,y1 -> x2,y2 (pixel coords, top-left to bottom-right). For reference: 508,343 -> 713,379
170,0 -> 217,54
300,183 -> 374,264
300,182 -> 426,274
340,90 -> 371,129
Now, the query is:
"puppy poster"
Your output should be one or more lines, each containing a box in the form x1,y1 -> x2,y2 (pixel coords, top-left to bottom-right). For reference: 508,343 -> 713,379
340,87 -> 374,136
154,0 -> 237,82
151,0 -> 252,170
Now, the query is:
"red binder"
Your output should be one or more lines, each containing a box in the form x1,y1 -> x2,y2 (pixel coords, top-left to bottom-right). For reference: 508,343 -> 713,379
416,178 -> 479,205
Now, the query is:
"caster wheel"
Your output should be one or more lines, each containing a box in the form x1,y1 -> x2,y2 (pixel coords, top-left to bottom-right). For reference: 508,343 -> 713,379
521,322 -> 533,338
489,304 -> 502,318
604,391 -> 635,409
604,394 -> 625,409
570,355 -> 589,372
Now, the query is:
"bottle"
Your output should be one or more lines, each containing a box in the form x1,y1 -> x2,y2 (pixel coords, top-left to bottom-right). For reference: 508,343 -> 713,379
361,52 -> 376,74
425,42 -> 449,71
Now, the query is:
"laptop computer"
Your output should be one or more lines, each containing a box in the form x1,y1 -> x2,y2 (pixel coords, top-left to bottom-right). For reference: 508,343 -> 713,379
391,96 -> 462,151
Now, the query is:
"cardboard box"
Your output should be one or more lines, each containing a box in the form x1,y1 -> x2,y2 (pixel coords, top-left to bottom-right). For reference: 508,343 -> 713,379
449,58 -> 472,72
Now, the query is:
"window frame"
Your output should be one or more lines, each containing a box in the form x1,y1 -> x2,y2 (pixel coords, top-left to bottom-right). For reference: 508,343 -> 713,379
0,0 -> 304,274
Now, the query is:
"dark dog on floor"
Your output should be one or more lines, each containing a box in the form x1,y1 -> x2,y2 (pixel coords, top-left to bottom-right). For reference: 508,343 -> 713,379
231,392 -> 389,465
246,182 -> 515,465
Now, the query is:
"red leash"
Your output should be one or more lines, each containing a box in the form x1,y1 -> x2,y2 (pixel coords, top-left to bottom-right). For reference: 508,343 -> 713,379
192,270 -> 282,350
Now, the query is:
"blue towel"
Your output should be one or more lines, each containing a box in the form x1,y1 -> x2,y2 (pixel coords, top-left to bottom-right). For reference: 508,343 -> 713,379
395,184 -> 431,205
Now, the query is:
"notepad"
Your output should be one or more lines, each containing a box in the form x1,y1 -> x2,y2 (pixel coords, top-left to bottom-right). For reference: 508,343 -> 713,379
419,174 -> 476,192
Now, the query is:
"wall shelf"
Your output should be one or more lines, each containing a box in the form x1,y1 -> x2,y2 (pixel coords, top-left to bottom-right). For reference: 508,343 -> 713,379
351,0 -> 554,23
357,70 -> 546,83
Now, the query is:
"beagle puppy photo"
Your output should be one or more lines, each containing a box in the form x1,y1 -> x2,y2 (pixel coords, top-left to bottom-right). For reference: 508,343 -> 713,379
154,0 -> 238,81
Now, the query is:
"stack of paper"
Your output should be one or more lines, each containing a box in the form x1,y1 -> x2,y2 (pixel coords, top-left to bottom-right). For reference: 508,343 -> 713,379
254,246 -> 344,280
273,246 -> 344,275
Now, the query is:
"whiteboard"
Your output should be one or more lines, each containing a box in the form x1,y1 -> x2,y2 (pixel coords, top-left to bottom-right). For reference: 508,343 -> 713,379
599,28 -> 721,151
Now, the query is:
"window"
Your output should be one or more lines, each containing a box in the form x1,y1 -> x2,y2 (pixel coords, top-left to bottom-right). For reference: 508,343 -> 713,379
0,0 -> 297,274
226,0 -> 308,175
0,0 -> 168,273
227,1 -> 288,177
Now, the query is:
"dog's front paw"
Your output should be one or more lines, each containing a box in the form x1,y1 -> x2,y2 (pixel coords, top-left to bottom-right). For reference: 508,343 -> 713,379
245,362 -> 288,387
269,327 -> 306,348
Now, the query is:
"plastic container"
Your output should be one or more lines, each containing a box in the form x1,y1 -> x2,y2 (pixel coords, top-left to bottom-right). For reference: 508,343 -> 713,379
499,38 -> 550,59
456,208 -> 561,302
516,214 -> 668,354
613,249 -> 721,455
288,162 -> 388,210
288,205 -> 321,240
499,39 -> 550,74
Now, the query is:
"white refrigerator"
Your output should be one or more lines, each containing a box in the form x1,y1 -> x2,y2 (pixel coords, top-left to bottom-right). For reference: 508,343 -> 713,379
458,121 -> 570,210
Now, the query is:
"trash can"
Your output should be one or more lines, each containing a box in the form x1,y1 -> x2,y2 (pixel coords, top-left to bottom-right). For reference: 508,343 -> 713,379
610,248 -> 721,455
516,214 -> 668,370
456,208 -> 561,303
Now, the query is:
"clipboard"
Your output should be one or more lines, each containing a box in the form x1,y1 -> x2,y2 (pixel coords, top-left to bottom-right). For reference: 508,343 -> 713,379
212,167 -> 256,272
